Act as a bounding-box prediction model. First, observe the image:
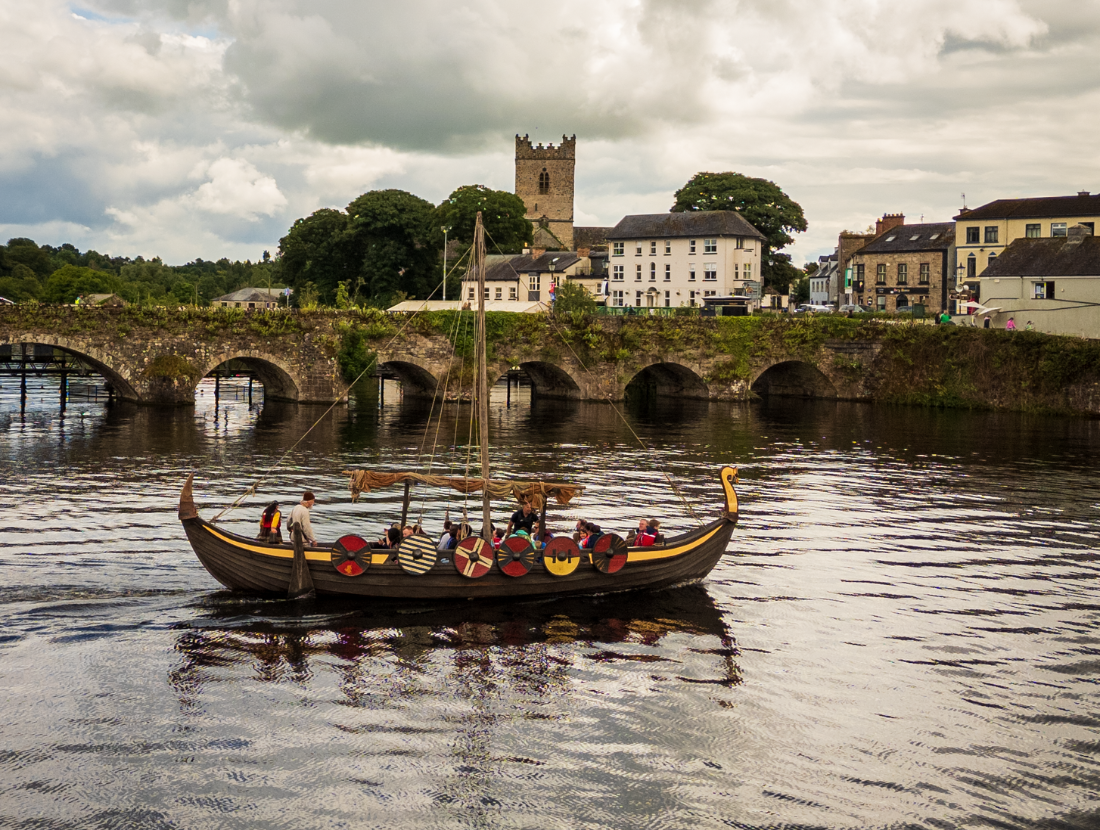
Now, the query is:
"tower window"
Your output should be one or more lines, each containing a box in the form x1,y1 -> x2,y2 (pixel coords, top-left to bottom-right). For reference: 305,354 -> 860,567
538,169 -> 550,194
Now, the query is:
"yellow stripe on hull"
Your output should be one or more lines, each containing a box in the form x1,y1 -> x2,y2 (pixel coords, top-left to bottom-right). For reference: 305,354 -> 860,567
204,526 -> 390,565
626,525 -> 724,562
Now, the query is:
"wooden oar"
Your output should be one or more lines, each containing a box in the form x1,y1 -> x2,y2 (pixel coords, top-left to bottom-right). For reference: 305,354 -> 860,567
288,523 -> 316,599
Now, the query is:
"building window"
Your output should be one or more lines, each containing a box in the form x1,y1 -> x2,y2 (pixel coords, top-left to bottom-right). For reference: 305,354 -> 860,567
966,227 -> 980,244
855,264 -> 865,287
689,240 -> 696,254
735,237 -> 744,249
919,263 -> 930,284
636,242 -> 643,255
1033,281 -> 1055,299
650,241 -> 657,256
967,254 -> 977,278
743,263 -> 751,279
483,288 -> 490,300
689,290 -> 697,305
896,294 -> 910,310
688,265 -> 696,281
509,286 -> 517,300
613,242 -> 624,256
704,264 -> 717,281
649,262 -> 656,281
664,240 -> 671,255
988,253 -> 997,269
635,291 -> 643,307
612,290 -> 624,307
1052,222 -> 1068,237
664,291 -> 671,307
664,264 -> 671,281
612,265 -> 624,281
468,287 -> 475,300
897,263 -> 908,285
984,226 -> 999,244
876,264 -> 887,284
1025,224 -> 1041,238
636,264 -> 642,281
529,273 -> 540,292
704,238 -> 717,254
704,290 -> 717,297
538,169 -> 549,194
877,295 -> 887,311
495,287 -> 502,300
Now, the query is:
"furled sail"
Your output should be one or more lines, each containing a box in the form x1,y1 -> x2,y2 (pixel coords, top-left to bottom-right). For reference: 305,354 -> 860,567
344,470 -> 584,508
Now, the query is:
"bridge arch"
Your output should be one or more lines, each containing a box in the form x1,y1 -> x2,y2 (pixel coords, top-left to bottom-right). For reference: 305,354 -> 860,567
514,360 -> 581,399
379,360 -> 439,398
0,335 -> 142,401
626,361 -> 709,400
751,360 -> 837,399
199,352 -> 301,401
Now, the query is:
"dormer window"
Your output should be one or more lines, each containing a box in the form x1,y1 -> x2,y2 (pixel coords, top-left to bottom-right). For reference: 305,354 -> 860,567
910,235 -> 920,241
538,169 -> 550,194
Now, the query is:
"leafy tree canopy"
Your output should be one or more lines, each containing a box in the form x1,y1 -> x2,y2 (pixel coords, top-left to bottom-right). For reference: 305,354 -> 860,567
42,265 -> 117,304
671,172 -> 807,252
553,280 -> 596,316
436,185 -> 533,253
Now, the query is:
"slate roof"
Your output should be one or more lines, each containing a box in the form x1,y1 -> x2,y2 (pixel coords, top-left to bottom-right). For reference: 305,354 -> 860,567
606,211 -> 765,241
573,226 -> 612,249
855,223 -> 955,254
981,235 -> 1100,277
213,288 -> 284,303
955,194 -> 1100,221
467,253 -> 581,282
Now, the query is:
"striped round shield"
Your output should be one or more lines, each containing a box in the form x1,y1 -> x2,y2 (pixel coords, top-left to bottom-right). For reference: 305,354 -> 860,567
591,533 -> 628,574
453,536 -> 493,579
331,534 -> 370,577
398,534 -> 438,576
496,535 -> 535,577
542,536 -> 582,577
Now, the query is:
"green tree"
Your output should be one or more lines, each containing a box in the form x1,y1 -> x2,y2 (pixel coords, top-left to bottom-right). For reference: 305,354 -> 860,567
436,185 -> 533,253
345,189 -> 439,304
42,265 -> 116,304
4,238 -> 54,278
671,172 -> 807,291
553,280 -> 596,315
278,208 -> 355,304
0,264 -> 43,302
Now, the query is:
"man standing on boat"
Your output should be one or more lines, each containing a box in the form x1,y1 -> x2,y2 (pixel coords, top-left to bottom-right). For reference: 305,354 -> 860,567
289,492 -> 318,547
504,502 -> 537,538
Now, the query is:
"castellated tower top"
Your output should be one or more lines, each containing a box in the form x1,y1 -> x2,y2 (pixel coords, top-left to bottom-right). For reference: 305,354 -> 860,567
516,134 -> 576,161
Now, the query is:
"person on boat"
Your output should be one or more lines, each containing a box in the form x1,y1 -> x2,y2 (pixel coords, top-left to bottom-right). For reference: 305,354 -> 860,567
636,521 -> 659,547
437,520 -> 453,551
531,522 -> 552,548
443,525 -> 459,550
401,526 -> 414,539
626,518 -> 647,544
288,492 -> 317,547
491,528 -> 504,550
572,518 -> 588,543
383,527 -> 402,548
257,501 -> 283,544
581,522 -> 603,549
504,502 -> 537,537
647,519 -> 663,544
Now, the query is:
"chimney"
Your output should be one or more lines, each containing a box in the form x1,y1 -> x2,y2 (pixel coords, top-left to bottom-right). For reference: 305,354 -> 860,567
1066,223 -> 1094,247
531,247 -> 546,259
577,246 -> 590,258
876,213 -> 905,236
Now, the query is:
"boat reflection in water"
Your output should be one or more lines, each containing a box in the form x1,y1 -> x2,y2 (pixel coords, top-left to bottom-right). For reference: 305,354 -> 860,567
168,585 -> 742,711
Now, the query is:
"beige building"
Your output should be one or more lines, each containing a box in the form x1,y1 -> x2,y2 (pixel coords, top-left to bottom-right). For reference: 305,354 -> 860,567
460,251 -> 591,308
978,224 -> 1100,337
212,288 -> 285,309
955,192 -> 1100,284
605,212 -> 765,309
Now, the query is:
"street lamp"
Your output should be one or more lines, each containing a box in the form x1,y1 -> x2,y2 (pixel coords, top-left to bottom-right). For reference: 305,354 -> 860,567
441,226 -> 451,301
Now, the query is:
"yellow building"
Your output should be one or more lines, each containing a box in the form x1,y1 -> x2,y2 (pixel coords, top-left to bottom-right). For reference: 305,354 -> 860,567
955,192 -> 1100,286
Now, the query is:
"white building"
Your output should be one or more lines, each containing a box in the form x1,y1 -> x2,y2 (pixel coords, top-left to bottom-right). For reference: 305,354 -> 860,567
459,252 -> 591,308
811,254 -> 838,306
604,212 -> 765,309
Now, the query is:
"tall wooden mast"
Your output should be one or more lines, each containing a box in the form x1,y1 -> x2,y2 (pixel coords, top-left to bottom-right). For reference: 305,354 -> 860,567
474,212 -> 492,539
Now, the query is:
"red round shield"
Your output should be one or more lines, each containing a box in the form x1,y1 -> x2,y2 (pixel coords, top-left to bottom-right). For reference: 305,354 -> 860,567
591,533 -> 628,574
453,536 -> 493,579
496,535 -> 535,577
331,534 -> 370,577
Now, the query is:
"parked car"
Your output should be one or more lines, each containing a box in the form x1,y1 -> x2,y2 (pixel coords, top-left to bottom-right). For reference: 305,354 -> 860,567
792,303 -> 834,314
837,304 -> 866,314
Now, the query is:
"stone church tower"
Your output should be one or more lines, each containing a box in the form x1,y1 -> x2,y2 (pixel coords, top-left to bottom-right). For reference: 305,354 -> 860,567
515,134 -> 575,250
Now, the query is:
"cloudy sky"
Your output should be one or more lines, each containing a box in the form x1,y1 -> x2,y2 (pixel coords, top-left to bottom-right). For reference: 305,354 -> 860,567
2,0 -> 1098,265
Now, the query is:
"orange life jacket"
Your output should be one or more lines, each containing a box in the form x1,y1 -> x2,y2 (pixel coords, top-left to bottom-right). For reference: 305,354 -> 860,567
260,505 -> 281,532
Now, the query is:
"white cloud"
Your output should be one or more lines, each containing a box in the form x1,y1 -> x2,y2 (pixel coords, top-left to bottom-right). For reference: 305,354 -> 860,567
1,0 -> 1098,265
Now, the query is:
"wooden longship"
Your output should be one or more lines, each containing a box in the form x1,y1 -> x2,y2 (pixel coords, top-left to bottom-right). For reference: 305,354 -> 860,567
178,211 -> 740,602
178,468 -> 739,601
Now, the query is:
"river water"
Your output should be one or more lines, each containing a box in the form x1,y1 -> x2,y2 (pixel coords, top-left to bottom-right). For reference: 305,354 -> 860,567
1,377 -> 1098,829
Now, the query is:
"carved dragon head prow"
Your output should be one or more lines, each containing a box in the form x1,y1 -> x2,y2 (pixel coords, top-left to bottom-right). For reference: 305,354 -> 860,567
720,466 -> 739,517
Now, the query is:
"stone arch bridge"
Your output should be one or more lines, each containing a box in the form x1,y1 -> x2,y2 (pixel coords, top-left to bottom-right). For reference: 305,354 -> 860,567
0,307 -> 884,405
